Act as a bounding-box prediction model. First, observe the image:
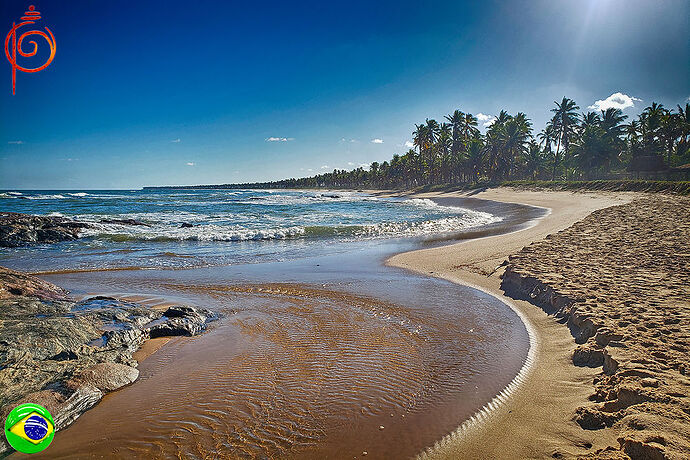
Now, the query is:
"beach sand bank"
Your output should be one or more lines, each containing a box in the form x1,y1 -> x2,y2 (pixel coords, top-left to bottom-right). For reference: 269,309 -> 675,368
388,188 -> 689,459
387,188 -> 629,459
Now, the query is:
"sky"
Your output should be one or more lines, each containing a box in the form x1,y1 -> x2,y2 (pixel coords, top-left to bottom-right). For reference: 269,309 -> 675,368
1,0 -> 688,189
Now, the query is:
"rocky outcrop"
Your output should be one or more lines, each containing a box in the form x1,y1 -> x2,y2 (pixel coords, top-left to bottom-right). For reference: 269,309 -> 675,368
0,266 -> 69,300
0,266 -> 218,454
0,212 -> 92,247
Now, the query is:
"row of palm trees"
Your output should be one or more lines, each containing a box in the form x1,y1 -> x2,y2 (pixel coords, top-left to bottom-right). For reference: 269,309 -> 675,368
236,98 -> 690,189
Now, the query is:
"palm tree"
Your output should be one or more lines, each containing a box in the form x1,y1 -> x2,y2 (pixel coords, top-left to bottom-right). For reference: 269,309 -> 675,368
465,138 -> 484,182
550,97 -> 580,179
500,118 -> 531,179
523,141 -> 546,179
582,111 -> 601,128
573,125 -> 609,178
460,112 -> 480,140
640,102 -> 666,156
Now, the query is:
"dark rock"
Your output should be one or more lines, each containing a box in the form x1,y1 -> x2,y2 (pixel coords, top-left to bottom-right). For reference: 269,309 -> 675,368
50,350 -> 79,361
99,218 -> 150,226
180,222 -> 194,228
147,305 -> 217,338
0,212 -> 91,247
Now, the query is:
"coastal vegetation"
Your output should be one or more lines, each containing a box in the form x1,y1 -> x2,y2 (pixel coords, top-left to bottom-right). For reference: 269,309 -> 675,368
179,99 -> 689,190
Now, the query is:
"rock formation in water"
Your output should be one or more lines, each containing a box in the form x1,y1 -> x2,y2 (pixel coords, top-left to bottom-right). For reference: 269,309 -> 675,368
0,266 -> 217,454
0,212 -> 91,247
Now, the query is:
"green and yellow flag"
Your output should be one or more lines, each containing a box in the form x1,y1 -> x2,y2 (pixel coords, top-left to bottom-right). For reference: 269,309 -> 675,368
4,403 -> 55,454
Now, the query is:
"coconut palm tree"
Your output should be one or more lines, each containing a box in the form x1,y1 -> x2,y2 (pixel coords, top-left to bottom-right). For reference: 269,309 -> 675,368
465,138 -> 484,182
573,125 -> 609,178
582,111 -> 601,128
523,141 -> 546,179
550,97 -> 580,179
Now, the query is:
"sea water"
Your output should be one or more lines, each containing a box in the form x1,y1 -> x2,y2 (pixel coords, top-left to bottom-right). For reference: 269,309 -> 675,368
0,189 -> 499,272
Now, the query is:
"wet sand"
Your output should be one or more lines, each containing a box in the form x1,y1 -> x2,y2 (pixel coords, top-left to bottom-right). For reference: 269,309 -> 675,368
387,188 -> 643,458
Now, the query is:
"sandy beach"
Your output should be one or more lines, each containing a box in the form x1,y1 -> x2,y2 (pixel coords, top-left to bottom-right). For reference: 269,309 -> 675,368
387,188 -> 689,459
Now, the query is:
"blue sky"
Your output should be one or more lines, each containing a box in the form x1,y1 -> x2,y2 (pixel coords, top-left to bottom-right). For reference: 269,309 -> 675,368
1,0 -> 688,189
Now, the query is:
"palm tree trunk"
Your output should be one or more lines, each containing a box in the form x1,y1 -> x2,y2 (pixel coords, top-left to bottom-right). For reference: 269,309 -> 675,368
552,131 -> 562,180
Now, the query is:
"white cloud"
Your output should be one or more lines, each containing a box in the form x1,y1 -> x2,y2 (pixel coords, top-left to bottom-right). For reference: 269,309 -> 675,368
588,92 -> 641,111
266,137 -> 294,142
171,138 -> 181,143
7,140 -> 23,144
347,161 -> 355,166
404,140 -> 414,148
476,113 -> 496,127
307,168 -> 313,172
186,162 -> 195,166
371,138 -> 384,144
320,165 -> 330,170
359,163 -> 371,169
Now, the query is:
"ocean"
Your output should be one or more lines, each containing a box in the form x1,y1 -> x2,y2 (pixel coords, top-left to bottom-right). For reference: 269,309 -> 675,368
0,188 -> 500,272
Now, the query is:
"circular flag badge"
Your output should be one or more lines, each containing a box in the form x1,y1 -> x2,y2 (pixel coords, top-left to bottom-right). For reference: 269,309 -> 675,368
4,403 -> 55,454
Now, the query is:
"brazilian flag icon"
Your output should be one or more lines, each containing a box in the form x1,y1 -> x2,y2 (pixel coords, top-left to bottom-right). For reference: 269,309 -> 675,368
4,403 -> 55,454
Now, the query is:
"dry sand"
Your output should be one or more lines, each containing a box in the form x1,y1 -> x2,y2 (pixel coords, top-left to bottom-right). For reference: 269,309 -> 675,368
385,188 -> 687,459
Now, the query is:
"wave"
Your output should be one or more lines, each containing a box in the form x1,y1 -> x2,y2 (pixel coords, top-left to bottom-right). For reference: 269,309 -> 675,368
68,192 -> 88,197
80,209 -> 499,243
82,224 -> 307,242
1,191 -> 24,198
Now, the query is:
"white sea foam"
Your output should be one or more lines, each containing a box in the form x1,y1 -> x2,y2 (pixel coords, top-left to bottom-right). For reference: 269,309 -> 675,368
68,192 -> 88,197
23,194 -> 67,200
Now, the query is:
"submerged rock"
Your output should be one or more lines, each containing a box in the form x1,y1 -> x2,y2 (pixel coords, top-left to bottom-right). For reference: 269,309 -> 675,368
0,212 -> 91,247
99,218 -> 150,226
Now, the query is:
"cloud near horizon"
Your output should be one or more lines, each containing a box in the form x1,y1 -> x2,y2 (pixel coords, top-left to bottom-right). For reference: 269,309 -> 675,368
171,138 -> 181,143
476,113 -> 496,127
266,137 -> 294,142
404,140 -> 414,148
371,138 -> 384,144
7,140 -> 23,144
186,162 -> 195,166
588,92 -> 641,111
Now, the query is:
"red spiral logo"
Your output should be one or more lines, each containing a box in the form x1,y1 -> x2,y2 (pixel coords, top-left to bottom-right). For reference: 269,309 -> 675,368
4,5 -> 56,95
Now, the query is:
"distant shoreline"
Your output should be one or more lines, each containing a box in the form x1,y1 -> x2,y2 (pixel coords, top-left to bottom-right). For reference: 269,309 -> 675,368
141,179 -> 690,195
